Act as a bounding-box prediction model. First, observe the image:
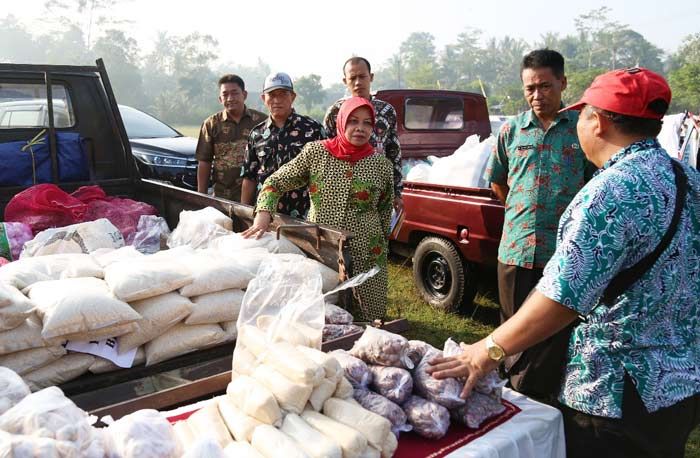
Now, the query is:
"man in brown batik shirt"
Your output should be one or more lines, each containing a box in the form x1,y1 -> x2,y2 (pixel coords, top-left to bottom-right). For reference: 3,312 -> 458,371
196,74 -> 266,201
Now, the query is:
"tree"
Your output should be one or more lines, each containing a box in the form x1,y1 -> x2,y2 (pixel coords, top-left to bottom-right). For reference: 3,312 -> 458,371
294,74 -> 325,111
43,0 -> 133,48
563,68 -> 605,105
92,29 -> 144,106
669,64 -> 700,112
0,15 -> 46,63
400,32 -> 439,89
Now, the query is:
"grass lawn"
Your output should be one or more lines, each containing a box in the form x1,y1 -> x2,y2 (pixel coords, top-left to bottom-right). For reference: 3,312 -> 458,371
384,256 -> 700,457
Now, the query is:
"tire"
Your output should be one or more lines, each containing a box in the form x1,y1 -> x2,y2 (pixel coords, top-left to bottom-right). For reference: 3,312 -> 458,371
413,236 -> 476,313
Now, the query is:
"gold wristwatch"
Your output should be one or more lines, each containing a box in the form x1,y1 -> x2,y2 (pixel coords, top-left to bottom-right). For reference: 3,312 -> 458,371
485,334 -> 506,362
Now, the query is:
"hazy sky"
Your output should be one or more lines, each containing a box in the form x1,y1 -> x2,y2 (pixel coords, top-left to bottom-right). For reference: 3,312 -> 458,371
8,0 -> 700,87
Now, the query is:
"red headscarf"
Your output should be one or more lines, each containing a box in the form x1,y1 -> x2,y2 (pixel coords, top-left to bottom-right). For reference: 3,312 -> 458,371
322,96 -> 376,163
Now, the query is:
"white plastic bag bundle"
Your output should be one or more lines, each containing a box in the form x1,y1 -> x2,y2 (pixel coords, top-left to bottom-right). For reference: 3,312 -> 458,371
406,163 -> 431,182
186,289 -> 244,325
349,327 -> 414,369
106,409 -> 181,458
281,413 -> 342,458
182,437 -> 226,458
322,398 -> 391,451
353,388 -> 411,437
91,245 -> 144,267
402,395 -> 450,440
301,410 -> 367,458
251,424 -> 310,458
367,365 -> 413,405
413,135 -> 495,189
0,386 -> 107,454
0,283 -> 35,331
250,364 -> 313,414
232,256 -> 326,376
324,303 -> 354,325
0,430 -> 79,458
413,347 -> 465,409
330,350 -> 372,388
20,218 -> 124,258
0,253 -> 103,290
27,277 -> 141,344
217,395 -> 263,442
225,376 -> 282,426
0,367 -> 30,415
167,207 -> 232,250
208,232 -> 303,256
187,404 -> 233,449
131,215 -> 171,254
224,441 -> 265,458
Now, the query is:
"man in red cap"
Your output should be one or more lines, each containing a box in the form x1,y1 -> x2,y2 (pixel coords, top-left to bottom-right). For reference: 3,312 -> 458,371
429,67 -> 700,457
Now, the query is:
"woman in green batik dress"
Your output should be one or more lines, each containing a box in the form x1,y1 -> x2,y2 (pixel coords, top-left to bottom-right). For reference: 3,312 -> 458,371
242,96 -> 393,320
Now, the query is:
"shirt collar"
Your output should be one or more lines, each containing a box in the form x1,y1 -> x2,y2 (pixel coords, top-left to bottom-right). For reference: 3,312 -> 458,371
265,109 -> 296,129
599,138 -> 662,172
221,106 -> 253,123
523,106 -> 572,129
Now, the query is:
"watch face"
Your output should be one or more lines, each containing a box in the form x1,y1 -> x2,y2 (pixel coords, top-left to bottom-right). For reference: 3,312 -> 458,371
488,346 -> 505,361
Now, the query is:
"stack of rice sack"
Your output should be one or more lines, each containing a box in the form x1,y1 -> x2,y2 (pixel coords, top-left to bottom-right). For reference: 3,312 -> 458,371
331,328 -> 506,441
172,324 -> 398,458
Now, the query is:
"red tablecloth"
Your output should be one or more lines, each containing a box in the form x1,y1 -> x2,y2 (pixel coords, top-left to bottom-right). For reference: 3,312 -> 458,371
166,398 -> 520,458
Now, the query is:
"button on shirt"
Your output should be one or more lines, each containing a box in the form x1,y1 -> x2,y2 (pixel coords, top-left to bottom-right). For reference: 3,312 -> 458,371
195,107 -> 266,200
324,96 -> 403,197
241,110 -> 325,218
485,110 -> 591,268
537,139 -> 700,418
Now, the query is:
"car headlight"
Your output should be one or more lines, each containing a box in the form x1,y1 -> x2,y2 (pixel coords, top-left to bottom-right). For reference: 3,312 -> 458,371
132,151 -> 188,167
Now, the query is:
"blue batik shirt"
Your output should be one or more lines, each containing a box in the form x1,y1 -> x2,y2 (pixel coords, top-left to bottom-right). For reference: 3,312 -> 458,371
537,138 -> 700,418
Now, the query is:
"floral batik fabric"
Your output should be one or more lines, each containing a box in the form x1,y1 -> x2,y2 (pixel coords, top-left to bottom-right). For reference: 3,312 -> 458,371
537,139 -> 700,418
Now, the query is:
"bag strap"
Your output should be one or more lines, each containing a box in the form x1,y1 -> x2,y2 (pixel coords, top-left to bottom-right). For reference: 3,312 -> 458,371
600,159 -> 688,305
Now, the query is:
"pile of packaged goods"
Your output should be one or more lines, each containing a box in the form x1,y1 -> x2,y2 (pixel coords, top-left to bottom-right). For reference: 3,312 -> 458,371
0,206 -> 348,391
330,328 -> 507,440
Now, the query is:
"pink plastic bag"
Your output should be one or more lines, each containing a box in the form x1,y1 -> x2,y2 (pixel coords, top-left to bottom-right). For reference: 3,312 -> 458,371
4,184 -> 87,234
83,197 -> 157,243
0,222 -> 33,260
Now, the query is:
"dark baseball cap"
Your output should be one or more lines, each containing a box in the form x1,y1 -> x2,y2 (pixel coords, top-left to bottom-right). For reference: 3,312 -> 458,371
561,67 -> 671,120
262,72 -> 294,94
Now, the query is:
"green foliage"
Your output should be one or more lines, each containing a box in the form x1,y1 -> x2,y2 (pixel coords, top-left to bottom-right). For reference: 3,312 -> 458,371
669,64 -> 700,112
563,68 -> 605,105
295,74 -> 325,112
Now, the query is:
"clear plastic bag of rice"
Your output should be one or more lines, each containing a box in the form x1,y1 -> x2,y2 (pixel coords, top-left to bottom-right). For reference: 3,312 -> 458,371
402,395 -> 450,440
353,388 -> 411,437
330,350 -> 372,388
367,365 -> 413,405
349,327 -> 414,369
324,303 -> 353,325
412,348 -> 465,409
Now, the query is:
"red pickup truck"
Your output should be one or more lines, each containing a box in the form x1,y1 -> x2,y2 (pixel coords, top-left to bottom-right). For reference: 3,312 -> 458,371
375,89 -> 504,313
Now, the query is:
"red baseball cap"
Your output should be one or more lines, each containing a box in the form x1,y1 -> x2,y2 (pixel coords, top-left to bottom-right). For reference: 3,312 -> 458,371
561,67 -> 671,120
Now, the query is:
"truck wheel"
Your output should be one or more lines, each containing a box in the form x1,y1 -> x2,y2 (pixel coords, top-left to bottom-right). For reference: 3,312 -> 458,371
413,237 -> 475,313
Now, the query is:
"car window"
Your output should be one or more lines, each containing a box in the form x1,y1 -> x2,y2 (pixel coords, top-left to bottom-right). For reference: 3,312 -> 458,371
405,97 -> 464,130
119,105 -> 180,139
0,83 -> 75,128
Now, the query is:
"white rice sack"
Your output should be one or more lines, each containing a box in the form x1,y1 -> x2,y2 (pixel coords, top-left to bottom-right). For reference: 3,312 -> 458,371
0,253 -> 103,290
0,315 -> 45,355
21,218 -> 124,258
119,292 -> 193,353
182,437 -> 226,458
89,347 -> 146,374
238,324 -> 268,358
208,232 -> 281,253
0,283 -> 36,331
224,441 -> 265,458
91,245 -> 144,267
104,255 -> 193,302
263,342 -> 324,386
22,353 -> 95,391
281,413 -> 342,458
308,378 -> 338,411
220,320 -> 238,343
217,395 -> 263,442
145,322 -> 226,366
106,409 -> 181,458
251,364 -> 313,414
187,404 -> 233,449
179,252 -> 255,297
0,386 -> 102,453
0,367 -> 30,415
186,289 -> 244,325
251,424 -> 310,458
27,277 -> 141,345
323,398 -> 391,451
226,375 -> 282,426
301,410 -> 367,458
168,207 -> 233,250
0,345 -> 66,375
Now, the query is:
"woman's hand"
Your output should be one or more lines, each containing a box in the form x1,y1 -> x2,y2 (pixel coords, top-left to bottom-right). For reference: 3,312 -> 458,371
241,211 -> 272,239
426,339 -> 499,399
